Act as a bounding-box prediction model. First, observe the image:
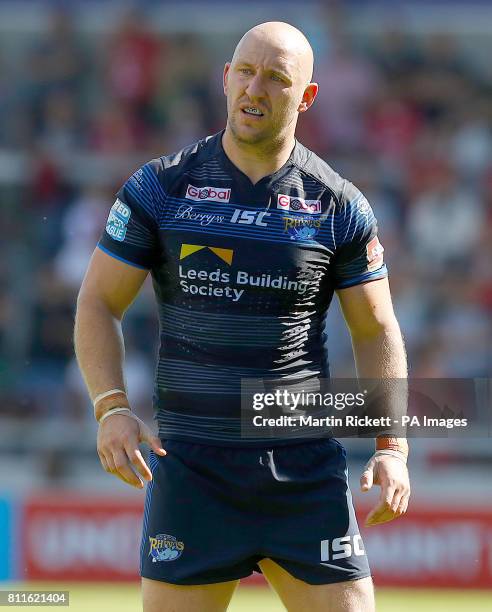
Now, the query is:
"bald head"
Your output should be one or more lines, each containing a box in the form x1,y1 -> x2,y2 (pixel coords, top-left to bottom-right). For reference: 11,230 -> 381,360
232,21 -> 314,85
223,21 -> 318,152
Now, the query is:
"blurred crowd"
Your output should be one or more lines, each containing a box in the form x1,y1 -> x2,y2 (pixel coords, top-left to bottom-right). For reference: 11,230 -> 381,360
0,6 -> 491,429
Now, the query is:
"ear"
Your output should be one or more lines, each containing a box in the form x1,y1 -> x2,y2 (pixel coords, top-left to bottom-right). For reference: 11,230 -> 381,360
298,82 -> 319,113
223,62 -> 231,96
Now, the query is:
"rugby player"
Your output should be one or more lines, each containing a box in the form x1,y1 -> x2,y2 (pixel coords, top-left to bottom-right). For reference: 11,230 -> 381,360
75,21 -> 410,612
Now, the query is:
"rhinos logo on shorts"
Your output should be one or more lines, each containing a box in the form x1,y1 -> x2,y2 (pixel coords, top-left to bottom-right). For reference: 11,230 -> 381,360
149,533 -> 184,562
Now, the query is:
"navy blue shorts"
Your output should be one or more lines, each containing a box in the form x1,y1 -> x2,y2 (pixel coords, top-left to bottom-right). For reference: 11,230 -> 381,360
140,438 -> 370,585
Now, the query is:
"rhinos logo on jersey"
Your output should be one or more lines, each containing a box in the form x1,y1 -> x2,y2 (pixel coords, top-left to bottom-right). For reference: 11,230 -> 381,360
283,215 -> 321,241
149,533 -> 184,562
106,199 -> 131,242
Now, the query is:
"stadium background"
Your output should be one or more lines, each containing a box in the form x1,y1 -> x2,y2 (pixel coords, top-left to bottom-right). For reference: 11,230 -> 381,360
0,0 -> 491,609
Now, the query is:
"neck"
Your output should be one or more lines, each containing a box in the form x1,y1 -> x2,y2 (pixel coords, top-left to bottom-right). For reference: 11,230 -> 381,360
222,126 -> 295,185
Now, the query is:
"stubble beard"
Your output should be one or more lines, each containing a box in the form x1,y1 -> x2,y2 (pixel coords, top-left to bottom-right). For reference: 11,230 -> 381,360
228,109 -> 287,156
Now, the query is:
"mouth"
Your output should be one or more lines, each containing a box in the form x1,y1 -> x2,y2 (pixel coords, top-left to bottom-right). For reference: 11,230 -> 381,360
240,105 -> 265,118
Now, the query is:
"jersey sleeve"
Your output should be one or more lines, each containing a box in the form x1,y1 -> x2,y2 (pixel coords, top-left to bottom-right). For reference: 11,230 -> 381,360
98,162 -> 163,270
332,182 -> 388,289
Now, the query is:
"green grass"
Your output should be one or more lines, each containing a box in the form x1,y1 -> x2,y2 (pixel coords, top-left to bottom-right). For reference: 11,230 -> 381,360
2,583 -> 492,611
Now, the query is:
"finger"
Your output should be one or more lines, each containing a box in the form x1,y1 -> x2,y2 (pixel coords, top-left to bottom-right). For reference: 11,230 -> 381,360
125,445 -> 153,482
396,493 -> 410,516
98,451 -> 110,473
365,482 -> 397,526
111,449 -> 144,489
366,496 -> 406,526
104,453 -> 135,488
140,427 -> 166,456
104,452 -> 117,473
381,480 -> 396,508
360,462 -> 374,492
390,488 -> 405,514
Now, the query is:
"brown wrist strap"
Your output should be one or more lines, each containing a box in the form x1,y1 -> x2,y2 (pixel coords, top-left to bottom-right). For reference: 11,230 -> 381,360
94,392 -> 130,422
375,436 -> 408,459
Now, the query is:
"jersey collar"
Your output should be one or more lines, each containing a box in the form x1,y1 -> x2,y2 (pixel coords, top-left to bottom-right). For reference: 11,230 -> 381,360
213,129 -> 299,193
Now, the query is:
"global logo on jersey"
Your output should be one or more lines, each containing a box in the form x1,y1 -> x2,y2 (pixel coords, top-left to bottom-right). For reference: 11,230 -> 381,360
277,193 -> 321,214
366,236 -> 384,272
283,215 -> 321,241
185,184 -> 231,203
105,199 -> 131,242
149,534 -> 184,562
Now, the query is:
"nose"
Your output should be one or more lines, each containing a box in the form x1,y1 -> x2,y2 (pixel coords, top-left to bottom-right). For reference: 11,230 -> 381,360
245,73 -> 265,100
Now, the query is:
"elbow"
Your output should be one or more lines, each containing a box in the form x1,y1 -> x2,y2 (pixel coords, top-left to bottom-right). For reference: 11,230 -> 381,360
350,316 -> 402,343
75,288 -> 123,322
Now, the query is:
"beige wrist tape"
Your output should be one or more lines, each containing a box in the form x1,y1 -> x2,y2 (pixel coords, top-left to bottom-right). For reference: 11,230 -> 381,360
93,388 -> 126,406
93,388 -> 130,422
373,449 -> 408,464
98,407 -> 135,424
375,436 -> 408,459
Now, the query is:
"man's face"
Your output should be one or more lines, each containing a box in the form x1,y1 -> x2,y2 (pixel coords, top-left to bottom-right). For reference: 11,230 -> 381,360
223,35 -> 313,147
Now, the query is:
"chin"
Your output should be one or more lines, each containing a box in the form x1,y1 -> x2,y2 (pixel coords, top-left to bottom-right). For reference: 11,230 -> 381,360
235,131 -> 266,145
230,121 -> 270,146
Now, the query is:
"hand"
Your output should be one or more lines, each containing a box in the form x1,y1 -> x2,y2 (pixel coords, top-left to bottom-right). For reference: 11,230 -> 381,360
97,412 -> 166,489
360,454 -> 410,527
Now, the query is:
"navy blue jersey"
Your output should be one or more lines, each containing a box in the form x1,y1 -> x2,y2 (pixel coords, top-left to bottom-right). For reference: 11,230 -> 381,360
98,131 -> 387,444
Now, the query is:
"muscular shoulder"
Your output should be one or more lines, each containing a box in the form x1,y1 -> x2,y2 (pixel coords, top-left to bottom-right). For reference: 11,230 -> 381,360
146,132 -> 223,193
293,142 -> 359,212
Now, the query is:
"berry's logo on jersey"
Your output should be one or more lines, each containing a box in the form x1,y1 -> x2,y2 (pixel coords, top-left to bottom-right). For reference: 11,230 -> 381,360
105,199 -> 131,242
277,194 -> 321,214
366,236 -> 384,272
149,534 -> 184,562
180,244 -> 234,265
185,184 -> 231,203
175,204 -> 226,226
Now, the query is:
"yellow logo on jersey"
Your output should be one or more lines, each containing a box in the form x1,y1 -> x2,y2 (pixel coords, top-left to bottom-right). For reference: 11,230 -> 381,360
180,244 -> 234,265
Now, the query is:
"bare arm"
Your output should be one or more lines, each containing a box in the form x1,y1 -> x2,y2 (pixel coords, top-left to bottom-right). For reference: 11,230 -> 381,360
75,247 -> 165,489
75,248 -> 148,400
337,277 -> 410,525
337,277 -> 406,379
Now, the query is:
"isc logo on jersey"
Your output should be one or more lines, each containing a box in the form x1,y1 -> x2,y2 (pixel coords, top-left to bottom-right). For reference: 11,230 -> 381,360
186,184 -> 231,203
106,199 -> 131,242
277,194 -> 321,214
230,209 -> 270,226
